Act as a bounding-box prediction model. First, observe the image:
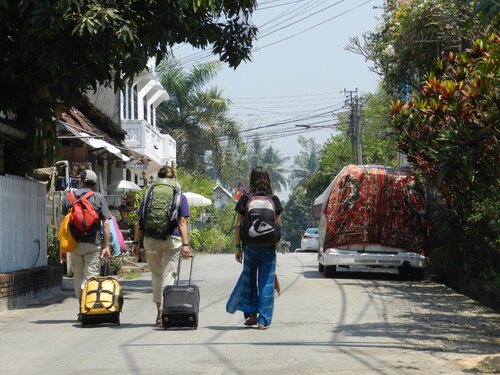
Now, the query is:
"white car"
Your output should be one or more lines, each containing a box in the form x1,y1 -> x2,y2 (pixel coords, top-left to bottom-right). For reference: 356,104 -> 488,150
317,243 -> 426,280
299,228 -> 319,252
316,204 -> 426,280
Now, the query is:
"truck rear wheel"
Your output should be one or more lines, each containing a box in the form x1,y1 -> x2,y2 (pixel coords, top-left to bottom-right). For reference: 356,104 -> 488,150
324,265 -> 336,278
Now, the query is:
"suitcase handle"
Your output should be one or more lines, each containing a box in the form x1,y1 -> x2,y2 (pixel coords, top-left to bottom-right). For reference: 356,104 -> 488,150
102,259 -> 109,277
176,255 -> 194,286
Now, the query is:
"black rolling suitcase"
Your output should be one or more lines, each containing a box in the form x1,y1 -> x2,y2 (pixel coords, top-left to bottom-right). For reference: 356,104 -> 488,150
162,256 -> 199,330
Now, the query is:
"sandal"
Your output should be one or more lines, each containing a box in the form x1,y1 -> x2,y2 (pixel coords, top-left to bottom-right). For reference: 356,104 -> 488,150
257,324 -> 268,330
244,313 -> 258,326
156,315 -> 162,325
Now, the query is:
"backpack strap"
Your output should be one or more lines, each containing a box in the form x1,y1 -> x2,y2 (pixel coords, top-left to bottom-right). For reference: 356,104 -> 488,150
67,191 -> 96,205
142,184 -> 156,222
67,193 -> 77,205
81,191 -> 96,200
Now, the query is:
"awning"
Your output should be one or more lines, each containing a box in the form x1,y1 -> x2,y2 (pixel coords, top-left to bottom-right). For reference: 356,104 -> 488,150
62,122 -> 130,161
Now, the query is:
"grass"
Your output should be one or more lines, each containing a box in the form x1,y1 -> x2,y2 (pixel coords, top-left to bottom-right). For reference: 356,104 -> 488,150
123,270 -> 143,280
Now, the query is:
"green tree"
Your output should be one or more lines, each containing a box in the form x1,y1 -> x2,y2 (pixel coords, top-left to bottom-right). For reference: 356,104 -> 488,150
156,57 -> 241,177
389,34 -> 499,284
261,145 -> 289,193
289,136 -> 321,189
468,0 -> 500,27
280,186 -> 315,249
0,0 -> 257,176
176,167 -> 215,222
190,204 -> 236,253
360,91 -> 398,167
346,0 -> 487,97
303,90 -> 397,200
229,136 -> 289,193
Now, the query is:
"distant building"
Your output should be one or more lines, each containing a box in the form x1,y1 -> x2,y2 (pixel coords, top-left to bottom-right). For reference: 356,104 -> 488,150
212,184 -> 234,209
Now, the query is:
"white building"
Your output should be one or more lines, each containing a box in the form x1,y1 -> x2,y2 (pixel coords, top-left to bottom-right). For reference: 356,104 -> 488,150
86,58 -> 176,185
212,184 -> 234,209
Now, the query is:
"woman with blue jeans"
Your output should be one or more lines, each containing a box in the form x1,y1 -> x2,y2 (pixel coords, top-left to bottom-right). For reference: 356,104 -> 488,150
226,166 -> 283,329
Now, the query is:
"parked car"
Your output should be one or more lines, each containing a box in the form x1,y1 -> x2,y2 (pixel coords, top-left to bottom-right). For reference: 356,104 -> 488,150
299,228 -> 319,252
314,165 -> 429,280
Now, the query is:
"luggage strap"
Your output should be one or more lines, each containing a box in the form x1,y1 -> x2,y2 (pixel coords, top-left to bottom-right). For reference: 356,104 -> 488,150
176,255 -> 194,286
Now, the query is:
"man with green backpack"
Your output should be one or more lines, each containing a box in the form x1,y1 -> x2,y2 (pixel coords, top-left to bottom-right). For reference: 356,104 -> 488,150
131,166 -> 192,324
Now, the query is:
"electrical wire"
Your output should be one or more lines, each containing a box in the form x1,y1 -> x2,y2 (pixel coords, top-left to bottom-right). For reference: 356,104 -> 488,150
254,0 -> 374,51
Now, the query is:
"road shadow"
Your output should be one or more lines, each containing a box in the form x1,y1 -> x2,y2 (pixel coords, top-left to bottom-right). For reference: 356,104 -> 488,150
327,276 -> 500,356
204,325 -> 250,331
303,268 -> 401,281
30,319 -> 77,324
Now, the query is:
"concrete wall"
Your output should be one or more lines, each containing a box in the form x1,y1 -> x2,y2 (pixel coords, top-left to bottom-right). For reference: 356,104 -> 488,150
0,265 -> 63,311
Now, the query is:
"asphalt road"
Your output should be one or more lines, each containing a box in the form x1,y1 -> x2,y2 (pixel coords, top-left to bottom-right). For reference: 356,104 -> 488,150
0,253 -> 498,375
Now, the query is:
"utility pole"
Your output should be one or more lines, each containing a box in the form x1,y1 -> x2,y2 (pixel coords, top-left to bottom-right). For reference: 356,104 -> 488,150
344,88 -> 362,165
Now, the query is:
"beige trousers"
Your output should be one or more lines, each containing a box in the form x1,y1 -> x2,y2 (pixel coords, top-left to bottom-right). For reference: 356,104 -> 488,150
70,242 -> 101,300
143,236 -> 182,303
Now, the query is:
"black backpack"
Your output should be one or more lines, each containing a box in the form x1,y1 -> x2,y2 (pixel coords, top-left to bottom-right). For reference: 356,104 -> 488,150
242,193 -> 281,247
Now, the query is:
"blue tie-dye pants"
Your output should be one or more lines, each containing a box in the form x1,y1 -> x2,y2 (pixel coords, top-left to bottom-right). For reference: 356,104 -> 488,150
226,245 -> 276,327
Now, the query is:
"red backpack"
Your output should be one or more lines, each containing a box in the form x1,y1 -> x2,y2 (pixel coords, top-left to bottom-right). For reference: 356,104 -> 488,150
67,191 -> 100,237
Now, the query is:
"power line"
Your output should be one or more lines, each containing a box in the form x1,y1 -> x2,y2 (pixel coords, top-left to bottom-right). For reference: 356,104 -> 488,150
259,0 -> 345,38
254,0 -> 374,51
238,105 -> 344,133
175,0 -> 372,68
230,91 -> 344,100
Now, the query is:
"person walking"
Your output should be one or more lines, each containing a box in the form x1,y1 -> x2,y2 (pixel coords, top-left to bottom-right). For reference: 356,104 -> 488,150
226,166 -> 283,330
60,170 -> 112,309
131,166 -> 191,325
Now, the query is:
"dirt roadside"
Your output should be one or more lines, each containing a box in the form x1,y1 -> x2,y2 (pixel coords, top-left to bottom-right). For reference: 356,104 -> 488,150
375,279 -> 500,373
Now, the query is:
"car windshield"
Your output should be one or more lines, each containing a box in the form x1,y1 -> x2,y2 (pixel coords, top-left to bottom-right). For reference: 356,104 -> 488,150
306,228 -> 318,235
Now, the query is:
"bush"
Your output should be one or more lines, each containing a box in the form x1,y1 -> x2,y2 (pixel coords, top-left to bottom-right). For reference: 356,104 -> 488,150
190,227 -> 233,254
47,224 -> 60,265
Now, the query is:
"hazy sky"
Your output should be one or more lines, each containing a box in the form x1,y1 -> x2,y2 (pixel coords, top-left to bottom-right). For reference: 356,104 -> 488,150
174,0 -> 384,200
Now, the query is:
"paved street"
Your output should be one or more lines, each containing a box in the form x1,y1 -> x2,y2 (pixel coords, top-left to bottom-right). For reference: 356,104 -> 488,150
0,253 -> 499,375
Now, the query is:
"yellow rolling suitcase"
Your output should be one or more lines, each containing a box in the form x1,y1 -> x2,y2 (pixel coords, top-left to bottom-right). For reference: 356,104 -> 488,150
80,262 -> 123,327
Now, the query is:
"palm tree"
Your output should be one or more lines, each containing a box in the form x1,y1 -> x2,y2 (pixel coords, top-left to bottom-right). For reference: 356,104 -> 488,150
155,57 -> 241,177
261,145 -> 289,193
289,136 -> 321,189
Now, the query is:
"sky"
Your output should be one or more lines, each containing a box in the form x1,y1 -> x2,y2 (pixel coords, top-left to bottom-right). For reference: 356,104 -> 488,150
173,0 -> 385,201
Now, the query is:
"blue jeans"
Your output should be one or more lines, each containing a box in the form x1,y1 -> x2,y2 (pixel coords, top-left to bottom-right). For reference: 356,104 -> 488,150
226,245 -> 276,326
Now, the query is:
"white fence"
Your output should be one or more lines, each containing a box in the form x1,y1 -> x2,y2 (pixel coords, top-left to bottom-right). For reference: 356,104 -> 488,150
0,175 -> 47,273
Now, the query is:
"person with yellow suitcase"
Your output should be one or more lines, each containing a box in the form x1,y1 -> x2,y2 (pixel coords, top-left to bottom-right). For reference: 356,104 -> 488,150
80,260 -> 123,327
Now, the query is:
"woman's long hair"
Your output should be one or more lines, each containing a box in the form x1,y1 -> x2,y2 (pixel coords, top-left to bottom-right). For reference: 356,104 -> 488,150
249,166 -> 273,194
158,166 -> 176,178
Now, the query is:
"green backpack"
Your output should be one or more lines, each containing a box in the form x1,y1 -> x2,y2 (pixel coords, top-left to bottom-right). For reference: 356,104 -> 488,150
141,178 -> 181,239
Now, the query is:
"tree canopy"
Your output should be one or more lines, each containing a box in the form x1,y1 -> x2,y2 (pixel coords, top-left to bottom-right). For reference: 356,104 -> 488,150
288,136 -> 321,190
0,0 -> 257,175
156,57 -> 241,178
303,90 -> 397,200
389,33 -> 499,283
346,0 -> 488,96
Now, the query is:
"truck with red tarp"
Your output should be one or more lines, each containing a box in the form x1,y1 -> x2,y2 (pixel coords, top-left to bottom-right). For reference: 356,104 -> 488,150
314,165 -> 429,280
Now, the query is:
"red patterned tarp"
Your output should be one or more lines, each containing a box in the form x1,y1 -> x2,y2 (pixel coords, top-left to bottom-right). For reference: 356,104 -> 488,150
323,165 -> 429,254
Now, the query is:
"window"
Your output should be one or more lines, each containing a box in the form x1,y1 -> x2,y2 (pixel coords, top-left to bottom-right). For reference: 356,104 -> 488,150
128,85 -> 132,119
132,85 -> 138,119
